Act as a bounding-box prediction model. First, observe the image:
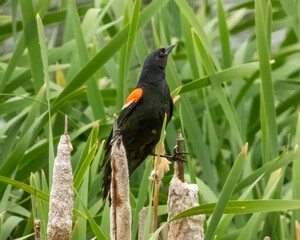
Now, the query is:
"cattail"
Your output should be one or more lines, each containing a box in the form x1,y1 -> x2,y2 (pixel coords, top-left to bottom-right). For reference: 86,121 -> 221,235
110,134 -> 131,240
47,116 -> 73,240
167,130 -> 205,240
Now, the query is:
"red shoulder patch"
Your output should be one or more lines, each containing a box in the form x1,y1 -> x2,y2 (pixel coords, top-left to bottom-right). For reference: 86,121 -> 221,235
125,88 -> 143,104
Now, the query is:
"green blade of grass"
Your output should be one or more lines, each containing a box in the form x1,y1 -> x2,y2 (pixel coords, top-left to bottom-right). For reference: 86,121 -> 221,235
0,176 -> 86,218
235,149 -> 297,193
171,199 -> 300,219
77,171 -> 88,240
192,28 -> 245,147
0,34 -> 25,92
0,118 -> 38,179
0,176 -> 48,202
0,0 -> 51,93
74,121 -> 99,177
19,0 -> 44,93
255,0 -> 278,160
36,13 -> 55,187
68,0 -> 105,120
217,0 -> 231,68
1,216 -> 23,240
202,144 -> 247,240
30,174 -> 47,238
124,0 -> 141,80
175,0 -> 221,70
214,174 -> 264,239
236,169 -> 283,240
179,62 -> 259,94
116,1 -> 130,109
0,185 -> 12,218
293,113 -> 300,222
131,158 -> 153,239
117,0 -> 141,108
90,140 -> 105,180
74,142 -> 98,190
75,188 -> 107,240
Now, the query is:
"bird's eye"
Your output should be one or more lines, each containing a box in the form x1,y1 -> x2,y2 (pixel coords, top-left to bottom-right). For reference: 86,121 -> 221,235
159,49 -> 165,57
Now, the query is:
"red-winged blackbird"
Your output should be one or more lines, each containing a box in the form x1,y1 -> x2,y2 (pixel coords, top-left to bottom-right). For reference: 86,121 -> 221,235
101,46 -> 175,200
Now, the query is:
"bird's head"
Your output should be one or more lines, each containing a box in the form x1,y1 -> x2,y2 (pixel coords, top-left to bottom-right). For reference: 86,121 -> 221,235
143,45 -> 176,70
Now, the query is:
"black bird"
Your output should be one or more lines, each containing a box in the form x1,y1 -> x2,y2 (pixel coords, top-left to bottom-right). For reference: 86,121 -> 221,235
101,45 -> 175,199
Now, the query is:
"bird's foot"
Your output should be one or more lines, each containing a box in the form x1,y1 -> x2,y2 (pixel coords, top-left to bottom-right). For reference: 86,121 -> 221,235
150,151 -> 189,162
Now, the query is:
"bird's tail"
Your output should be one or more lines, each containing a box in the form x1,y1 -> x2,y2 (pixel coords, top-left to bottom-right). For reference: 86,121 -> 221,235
100,130 -> 112,201
101,158 -> 111,201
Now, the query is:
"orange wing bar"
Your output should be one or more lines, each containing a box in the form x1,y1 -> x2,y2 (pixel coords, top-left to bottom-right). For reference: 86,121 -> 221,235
125,88 -> 143,104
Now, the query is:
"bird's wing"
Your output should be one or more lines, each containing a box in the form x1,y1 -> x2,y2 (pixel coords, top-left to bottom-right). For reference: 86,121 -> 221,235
117,88 -> 143,127
101,88 -> 143,200
168,95 -> 173,122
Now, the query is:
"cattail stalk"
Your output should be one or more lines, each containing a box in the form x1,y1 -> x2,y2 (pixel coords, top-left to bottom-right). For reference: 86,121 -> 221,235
149,142 -> 170,232
177,130 -> 184,182
110,134 -> 131,240
47,116 -> 73,240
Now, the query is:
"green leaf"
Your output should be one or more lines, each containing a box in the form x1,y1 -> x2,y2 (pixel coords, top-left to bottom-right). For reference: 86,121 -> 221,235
174,0 -> 221,70
121,0 -> 141,106
217,0 -> 231,68
172,200 -> 300,220
192,28 -> 245,147
74,121 -> 99,178
75,186 -> 107,240
255,0 -> 278,161
203,144 -> 248,240
19,0 -> 44,92
0,176 -> 85,219
235,149 -> 297,193
36,13 -> 55,188
179,62 -> 259,94
74,142 -> 98,190
68,0 -> 105,120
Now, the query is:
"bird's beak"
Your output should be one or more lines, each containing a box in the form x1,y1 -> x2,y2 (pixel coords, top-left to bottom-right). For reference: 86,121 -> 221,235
164,45 -> 176,55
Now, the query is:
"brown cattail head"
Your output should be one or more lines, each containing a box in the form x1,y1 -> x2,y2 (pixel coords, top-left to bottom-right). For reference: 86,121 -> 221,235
47,126 -> 73,240
167,165 -> 205,240
110,134 -> 131,240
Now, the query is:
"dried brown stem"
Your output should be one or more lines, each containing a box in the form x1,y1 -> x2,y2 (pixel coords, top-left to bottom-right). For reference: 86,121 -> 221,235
177,129 -> 184,182
296,220 -> 300,240
150,142 -> 170,233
